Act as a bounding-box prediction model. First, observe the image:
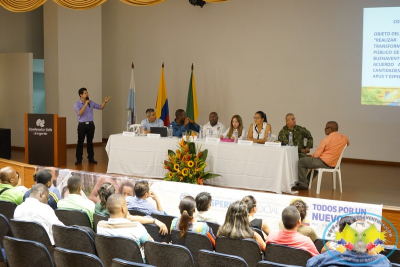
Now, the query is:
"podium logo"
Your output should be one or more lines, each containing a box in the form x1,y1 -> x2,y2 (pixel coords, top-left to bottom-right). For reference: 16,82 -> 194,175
36,119 -> 45,128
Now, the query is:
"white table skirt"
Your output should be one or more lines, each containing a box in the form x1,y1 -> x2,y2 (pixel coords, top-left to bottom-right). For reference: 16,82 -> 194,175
106,134 -> 299,193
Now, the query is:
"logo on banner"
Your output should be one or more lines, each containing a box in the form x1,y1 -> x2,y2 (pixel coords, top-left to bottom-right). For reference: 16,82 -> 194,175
36,119 -> 45,127
322,212 -> 398,266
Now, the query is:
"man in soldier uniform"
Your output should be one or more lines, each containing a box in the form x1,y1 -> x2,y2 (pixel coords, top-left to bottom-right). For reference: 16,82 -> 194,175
278,113 -> 313,158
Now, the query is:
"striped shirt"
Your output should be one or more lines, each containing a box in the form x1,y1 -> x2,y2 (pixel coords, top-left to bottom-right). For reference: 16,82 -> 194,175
170,218 -> 216,247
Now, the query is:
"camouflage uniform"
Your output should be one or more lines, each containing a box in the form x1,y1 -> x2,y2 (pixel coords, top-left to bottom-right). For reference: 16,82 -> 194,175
278,125 -> 313,158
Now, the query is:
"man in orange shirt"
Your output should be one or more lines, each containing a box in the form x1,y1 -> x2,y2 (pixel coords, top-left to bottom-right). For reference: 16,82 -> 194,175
292,121 -> 350,190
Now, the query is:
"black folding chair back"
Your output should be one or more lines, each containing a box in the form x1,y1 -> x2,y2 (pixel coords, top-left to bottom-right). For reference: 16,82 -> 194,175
143,223 -> 168,242
128,209 -> 147,216
53,224 -> 96,254
0,214 -> 13,247
198,249 -> 249,267
3,236 -> 54,267
0,201 -> 17,221
93,213 -> 108,233
54,247 -> 104,267
256,260 -> 302,267
144,241 -> 194,267
171,229 -> 213,267
151,213 -> 177,243
251,227 -> 265,241
94,234 -> 143,267
313,238 -> 330,253
10,219 -> 54,257
55,209 -> 92,228
215,236 -> 262,267
198,221 -> 220,236
381,246 -> 400,264
264,243 -> 311,266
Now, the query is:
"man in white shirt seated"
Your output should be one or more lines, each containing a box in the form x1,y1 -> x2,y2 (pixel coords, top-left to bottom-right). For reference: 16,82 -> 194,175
140,108 -> 164,134
203,112 -> 226,138
97,194 -> 153,258
14,184 -> 64,245
194,192 -> 219,224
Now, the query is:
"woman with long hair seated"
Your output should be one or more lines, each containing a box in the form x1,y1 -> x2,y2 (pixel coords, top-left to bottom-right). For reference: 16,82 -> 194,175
242,195 -> 271,238
220,115 -> 245,140
217,200 -> 266,252
95,182 -> 116,216
247,111 -> 271,144
170,196 -> 216,247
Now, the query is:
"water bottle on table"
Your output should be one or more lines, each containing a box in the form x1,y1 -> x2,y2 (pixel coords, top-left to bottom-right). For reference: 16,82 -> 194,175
289,132 -> 294,146
126,122 -> 130,132
168,125 -> 173,137
233,129 -> 238,143
199,126 -> 203,139
267,131 -> 271,142
209,128 -> 213,138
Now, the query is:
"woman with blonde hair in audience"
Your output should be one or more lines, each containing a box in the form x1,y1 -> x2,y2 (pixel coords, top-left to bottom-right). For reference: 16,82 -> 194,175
247,111 -> 271,144
217,200 -> 266,252
220,115 -> 245,140
171,196 -> 216,247
279,199 -> 318,242
242,195 -> 271,238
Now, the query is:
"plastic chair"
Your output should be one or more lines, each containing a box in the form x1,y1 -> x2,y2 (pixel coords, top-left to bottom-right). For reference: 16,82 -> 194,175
0,200 -> 17,221
129,124 -> 142,134
308,145 -> 347,194
3,236 -> 54,267
52,224 -> 96,254
10,219 -> 54,257
171,230 -> 213,267
381,246 -> 400,264
143,223 -> 168,242
251,227 -> 265,241
55,209 -> 92,228
198,220 -> 220,236
0,214 -> 13,247
256,261 -> 302,267
144,241 -> 194,267
94,234 -> 143,267
54,247 -> 104,267
150,213 -> 177,242
215,236 -> 262,267
93,213 -> 108,233
264,243 -> 311,266
198,249 -> 249,267
128,209 -> 147,217
111,258 -> 156,267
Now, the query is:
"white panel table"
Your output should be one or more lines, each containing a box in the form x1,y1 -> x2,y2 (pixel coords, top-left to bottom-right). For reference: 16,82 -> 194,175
106,134 -> 299,193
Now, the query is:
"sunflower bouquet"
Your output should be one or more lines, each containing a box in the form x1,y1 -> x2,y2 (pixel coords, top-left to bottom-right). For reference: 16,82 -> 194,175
163,134 -> 220,184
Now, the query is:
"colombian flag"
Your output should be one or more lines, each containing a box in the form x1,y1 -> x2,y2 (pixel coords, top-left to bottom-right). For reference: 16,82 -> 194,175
156,64 -> 170,126
186,64 -> 199,122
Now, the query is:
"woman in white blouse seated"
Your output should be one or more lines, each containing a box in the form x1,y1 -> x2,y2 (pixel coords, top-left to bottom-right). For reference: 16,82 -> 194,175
219,115 -> 245,140
247,111 -> 271,144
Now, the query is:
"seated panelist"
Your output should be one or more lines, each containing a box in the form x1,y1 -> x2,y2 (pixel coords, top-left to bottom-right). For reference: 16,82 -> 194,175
140,108 -> 164,134
169,109 -> 200,137
203,112 -> 226,138
220,115 -> 245,140
247,111 -> 271,144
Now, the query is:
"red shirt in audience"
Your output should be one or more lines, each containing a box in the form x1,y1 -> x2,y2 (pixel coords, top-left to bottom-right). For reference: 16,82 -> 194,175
266,230 -> 319,257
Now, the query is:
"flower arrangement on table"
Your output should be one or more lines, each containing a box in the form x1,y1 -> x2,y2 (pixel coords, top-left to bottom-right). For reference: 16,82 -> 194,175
163,132 -> 220,184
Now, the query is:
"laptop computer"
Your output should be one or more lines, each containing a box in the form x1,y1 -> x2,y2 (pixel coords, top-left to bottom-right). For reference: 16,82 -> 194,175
150,127 -> 168,137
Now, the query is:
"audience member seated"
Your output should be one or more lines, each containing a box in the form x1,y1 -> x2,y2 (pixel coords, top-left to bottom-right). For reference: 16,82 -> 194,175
217,200 -> 266,252
97,194 -> 153,259
242,195 -> 271,237
247,111 -> 271,144
120,180 -> 135,197
293,121 -> 350,190
140,108 -> 164,134
306,220 -> 390,266
321,216 -> 356,253
170,196 -> 216,247
95,182 -> 116,216
203,112 -> 226,138
14,184 -> 64,244
126,180 -> 166,216
266,206 -> 319,257
278,113 -> 313,158
89,176 -> 120,203
58,176 -> 95,225
279,199 -> 317,242
194,192 -> 219,224
95,182 -> 168,234
24,169 -> 59,210
220,115 -> 245,140
0,167 -> 24,205
169,109 -> 200,137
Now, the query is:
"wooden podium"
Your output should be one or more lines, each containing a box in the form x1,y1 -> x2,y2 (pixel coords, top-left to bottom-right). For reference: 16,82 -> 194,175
25,114 -> 66,167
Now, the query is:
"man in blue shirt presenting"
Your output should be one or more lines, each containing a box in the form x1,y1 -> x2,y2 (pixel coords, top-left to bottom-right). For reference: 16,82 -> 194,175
170,109 -> 200,137
74,88 -> 111,165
